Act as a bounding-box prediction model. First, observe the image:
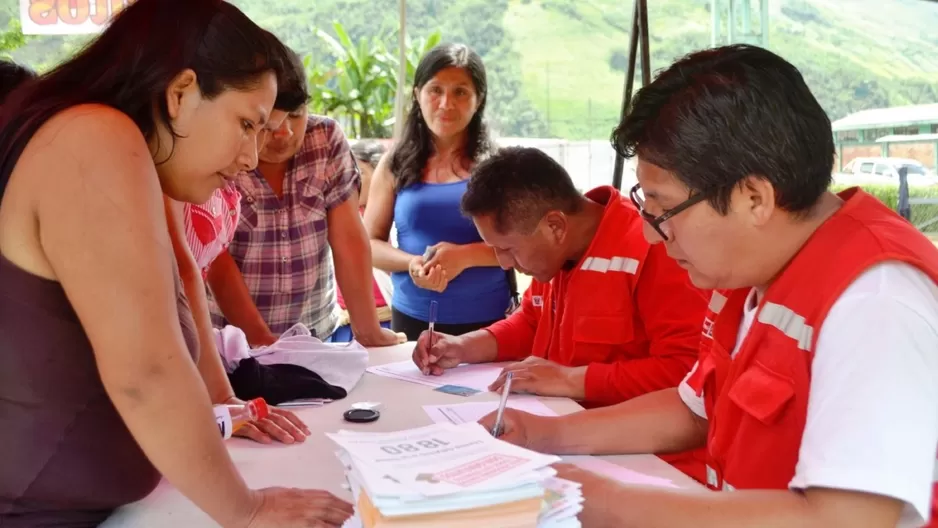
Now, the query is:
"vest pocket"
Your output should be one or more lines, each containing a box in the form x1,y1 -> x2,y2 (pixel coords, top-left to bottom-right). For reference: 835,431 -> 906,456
728,362 -> 795,425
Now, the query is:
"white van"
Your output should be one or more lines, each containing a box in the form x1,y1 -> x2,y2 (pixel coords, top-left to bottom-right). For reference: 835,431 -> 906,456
836,157 -> 938,186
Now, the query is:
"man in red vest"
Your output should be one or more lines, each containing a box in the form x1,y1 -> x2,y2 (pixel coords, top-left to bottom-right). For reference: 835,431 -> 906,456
480,44 -> 938,528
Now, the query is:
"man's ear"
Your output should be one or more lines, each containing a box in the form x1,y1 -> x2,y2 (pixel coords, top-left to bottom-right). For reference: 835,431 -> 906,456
737,175 -> 777,227
543,211 -> 569,245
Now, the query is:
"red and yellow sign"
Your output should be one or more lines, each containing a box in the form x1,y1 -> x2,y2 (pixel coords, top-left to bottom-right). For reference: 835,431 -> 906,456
20,0 -> 136,35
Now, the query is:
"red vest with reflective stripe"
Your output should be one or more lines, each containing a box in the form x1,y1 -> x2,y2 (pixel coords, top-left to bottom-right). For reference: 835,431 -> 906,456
685,188 -> 938,521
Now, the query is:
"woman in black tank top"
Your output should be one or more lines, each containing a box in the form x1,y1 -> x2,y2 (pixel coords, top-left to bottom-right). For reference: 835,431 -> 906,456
0,1 -> 351,527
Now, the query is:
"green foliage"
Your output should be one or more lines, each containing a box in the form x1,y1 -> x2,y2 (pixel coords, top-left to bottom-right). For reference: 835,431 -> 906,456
305,21 -> 441,138
832,183 -> 938,232
306,22 -> 397,139
0,19 -> 28,60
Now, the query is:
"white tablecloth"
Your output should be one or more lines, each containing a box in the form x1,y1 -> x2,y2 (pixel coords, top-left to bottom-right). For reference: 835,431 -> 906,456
102,343 -> 701,527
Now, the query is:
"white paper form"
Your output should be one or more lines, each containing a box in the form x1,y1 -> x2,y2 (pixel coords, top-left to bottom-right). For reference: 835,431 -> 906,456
366,360 -> 503,392
327,423 -> 560,498
423,397 -> 558,425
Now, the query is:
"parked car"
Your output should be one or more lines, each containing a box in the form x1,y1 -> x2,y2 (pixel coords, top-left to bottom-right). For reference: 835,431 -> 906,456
835,157 -> 938,186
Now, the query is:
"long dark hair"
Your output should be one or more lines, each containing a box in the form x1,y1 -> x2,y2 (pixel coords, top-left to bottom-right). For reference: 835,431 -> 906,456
0,0 -> 287,198
390,43 -> 494,191
0,60 -> 36,106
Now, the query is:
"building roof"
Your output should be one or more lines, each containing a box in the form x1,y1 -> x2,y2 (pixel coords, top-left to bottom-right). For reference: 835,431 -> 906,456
876,133 -> 938,143
831,103 -> 938,131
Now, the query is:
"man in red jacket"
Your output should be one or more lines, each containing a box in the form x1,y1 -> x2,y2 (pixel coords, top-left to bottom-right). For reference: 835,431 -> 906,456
479,44 -> 938,528
411,146 -> 708,409
412,145 -> 709,481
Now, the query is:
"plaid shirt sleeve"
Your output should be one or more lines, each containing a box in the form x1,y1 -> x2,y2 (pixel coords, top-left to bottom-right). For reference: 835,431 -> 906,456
321,120 -> 361,210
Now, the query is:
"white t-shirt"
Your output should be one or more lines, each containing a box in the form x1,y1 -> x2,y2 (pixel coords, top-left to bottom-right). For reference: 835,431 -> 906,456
678,262 -> 938,527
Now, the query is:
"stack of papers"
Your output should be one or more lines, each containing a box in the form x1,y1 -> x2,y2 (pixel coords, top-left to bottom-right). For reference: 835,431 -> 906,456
327,423 -> 582,528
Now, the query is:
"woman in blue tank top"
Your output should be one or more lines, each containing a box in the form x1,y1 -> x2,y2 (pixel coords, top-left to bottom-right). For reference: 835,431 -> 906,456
365,43 -> 513,340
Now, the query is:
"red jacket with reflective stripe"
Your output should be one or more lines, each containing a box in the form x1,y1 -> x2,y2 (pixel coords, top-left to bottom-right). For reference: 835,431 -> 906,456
686,188 -> 938,524
487,186 -> 709,480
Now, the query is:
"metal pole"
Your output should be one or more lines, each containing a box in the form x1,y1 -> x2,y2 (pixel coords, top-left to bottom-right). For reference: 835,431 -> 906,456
638,0 -> 651,85
898,167 -> 911,221
611,0 -> 643,191
392,0 -> 407,139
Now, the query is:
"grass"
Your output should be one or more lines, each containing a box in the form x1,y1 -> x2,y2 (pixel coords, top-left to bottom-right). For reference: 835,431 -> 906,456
503,0 -> 629,139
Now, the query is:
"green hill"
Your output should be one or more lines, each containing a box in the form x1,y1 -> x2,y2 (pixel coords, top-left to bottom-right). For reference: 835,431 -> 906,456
6,0 -> 938,140
505,0 -> 938,139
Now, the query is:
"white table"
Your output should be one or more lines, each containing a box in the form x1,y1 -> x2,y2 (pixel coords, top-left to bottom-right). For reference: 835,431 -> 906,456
103,343 -> 700,527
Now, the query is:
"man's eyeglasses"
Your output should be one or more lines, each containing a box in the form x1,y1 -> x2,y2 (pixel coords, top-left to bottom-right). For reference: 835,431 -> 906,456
629,183 -> 708,241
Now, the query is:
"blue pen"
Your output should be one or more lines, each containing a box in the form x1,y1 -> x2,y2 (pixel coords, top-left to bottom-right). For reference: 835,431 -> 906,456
425,301 -> 438,375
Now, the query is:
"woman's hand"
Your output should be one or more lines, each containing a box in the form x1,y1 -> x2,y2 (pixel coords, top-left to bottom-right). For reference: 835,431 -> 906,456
422,242 -> 470,281
408,255 -> 449,292
244,487 -> 354,528
223,397 -> 311,444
